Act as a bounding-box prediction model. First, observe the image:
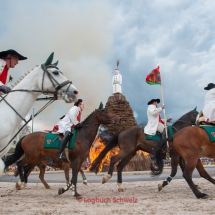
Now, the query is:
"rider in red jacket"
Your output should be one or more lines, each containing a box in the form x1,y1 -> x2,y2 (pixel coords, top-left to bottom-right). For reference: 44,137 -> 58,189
0,49 -> 27,94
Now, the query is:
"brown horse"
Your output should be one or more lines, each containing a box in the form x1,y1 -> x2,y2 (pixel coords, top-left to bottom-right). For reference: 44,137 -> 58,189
153,125 -> 215,199
90,108 -> 198,192
3,106 -> 121,198
14,157 -> 87,189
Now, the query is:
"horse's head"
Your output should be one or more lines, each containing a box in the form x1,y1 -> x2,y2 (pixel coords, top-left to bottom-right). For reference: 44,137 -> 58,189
38,52 -> 79,103
189,106 -> 199,124
175,106 -> 199,126
96,102 -> 121,125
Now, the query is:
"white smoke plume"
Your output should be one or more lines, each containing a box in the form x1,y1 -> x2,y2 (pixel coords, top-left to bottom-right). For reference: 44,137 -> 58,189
0,0 -> 115,131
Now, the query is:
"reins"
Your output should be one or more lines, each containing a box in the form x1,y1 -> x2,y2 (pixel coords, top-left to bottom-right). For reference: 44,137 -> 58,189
171,119 -> 195,124
166,110 -> 199,136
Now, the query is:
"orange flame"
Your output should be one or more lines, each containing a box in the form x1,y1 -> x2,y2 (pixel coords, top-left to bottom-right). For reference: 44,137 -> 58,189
88,137 -> 149,172
88,137 -> 120,172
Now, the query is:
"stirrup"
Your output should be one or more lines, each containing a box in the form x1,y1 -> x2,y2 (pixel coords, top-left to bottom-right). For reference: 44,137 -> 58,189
57,153 -> 66,160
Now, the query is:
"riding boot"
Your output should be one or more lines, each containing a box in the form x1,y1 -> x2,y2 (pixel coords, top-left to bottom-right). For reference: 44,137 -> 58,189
57,131 -> 73,160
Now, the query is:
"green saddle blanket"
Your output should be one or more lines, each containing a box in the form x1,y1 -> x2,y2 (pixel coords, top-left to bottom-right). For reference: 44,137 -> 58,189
146,126 -> 173,141
43,129 -> 77,149
200,125 -> 215,142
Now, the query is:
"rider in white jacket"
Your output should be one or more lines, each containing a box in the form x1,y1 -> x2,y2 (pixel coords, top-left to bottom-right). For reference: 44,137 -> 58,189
203,83 -> 215,123
57,99 -> 84,159
144,98 -> 165,136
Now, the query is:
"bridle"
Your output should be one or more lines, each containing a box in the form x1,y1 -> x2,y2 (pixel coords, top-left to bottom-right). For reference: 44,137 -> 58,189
40,64 -> 73,100
3,64 -> 73,100
171,110 -> 199,132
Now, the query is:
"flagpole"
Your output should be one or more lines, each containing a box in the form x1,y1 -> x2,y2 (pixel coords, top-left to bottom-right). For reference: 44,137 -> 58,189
160,84 -> 169,149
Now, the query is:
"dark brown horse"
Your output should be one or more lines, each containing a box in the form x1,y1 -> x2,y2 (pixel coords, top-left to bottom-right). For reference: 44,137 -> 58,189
90,108 -> 199,192
13,157 -> 87,189
153,124 -> 215,199
3,106 -> 120,198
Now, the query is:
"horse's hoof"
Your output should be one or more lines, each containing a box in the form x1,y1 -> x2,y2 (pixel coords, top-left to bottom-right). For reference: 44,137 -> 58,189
15,182 -> 22,190
75,194 -> 82,199
102,174 -> 111,184
14,171 -> 19,177
83,180 -> 87,186
45,186 -> 51,189
102,178 -> 106,184
118,188 -> 124,192
158,183 -> 163,191
197,193 -> 209,199
195,184 -> 201,189
58,188 -> 64,195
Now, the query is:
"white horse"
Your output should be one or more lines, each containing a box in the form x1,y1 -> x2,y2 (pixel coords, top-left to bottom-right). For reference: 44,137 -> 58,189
0,53 -> 79,175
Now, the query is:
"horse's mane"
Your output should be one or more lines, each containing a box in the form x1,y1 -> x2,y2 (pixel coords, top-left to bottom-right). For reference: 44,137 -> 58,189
11,66 -> 39,89
82,109 -> 97,124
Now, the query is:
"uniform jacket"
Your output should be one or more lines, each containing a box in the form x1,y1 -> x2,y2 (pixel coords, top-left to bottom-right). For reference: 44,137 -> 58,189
0,59 -> 10,86
58,106 -> 82,134
144,104 -> 163,135
203,88 -> 215,122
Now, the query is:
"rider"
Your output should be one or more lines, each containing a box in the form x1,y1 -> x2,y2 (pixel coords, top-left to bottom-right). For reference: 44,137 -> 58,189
0,49 -> 27,94
144,98 -> 171,136
57,99 -> 84,159
203,83 -> 215,123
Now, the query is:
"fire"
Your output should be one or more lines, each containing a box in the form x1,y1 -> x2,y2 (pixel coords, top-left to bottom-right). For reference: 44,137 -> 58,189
88,137 -> 149,172
88,137 -> 120,172
136,150 -> 148,156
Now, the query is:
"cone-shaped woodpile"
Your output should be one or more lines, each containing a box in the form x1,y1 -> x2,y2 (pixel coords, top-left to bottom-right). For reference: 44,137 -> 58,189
104,93 -> 138,135
101,92 -> 151,171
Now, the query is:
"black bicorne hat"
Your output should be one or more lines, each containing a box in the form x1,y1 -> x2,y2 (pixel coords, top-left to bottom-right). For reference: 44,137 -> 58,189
204,83 -> 215,90
0,49 -> 27,60
74,99 -> 83,106
147,98 -> 160,105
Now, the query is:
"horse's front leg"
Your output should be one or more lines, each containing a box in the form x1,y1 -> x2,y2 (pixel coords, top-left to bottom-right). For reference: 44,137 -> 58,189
116,151 -> 136,192
70,164 -> 82,198
196,159 -> 215,185
58,161 -> 81,199
62,162 -> 70,185
38,163 -> 50,189
158,150 -> 179,191
103,151 -> 129,184
183,158 -> 208,199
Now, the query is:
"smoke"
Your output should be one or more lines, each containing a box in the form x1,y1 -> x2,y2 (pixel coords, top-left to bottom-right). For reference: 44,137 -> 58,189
0,0 -> 115,131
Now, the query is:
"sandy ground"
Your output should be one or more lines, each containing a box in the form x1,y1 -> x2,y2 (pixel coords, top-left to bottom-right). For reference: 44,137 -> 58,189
1,177 -> 215,215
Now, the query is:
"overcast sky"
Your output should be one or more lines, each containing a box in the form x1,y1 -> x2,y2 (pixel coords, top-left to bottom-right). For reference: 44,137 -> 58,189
1,0 -> 215,131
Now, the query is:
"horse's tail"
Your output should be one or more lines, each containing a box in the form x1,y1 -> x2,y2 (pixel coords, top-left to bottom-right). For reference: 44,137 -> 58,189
150,137 -> 173,176
89,132 -> 120,174
3,136 -> 25,169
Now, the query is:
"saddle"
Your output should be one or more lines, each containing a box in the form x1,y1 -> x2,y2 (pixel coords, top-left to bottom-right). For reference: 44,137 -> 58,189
43,130 -> 76,149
